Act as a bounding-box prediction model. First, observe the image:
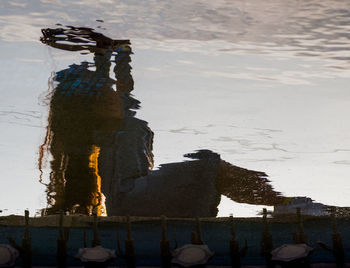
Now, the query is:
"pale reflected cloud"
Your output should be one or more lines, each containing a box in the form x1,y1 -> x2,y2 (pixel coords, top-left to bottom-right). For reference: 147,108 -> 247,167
202,70 -> 312,85
334,160 -> 350,165
40,0 -> 61,3
146,67 -> 162,72
0,0 -> 350,66
9,2 -> 27,7
16,57 -> 45,63
0,15 -> 54,42
176,60 -> 195,65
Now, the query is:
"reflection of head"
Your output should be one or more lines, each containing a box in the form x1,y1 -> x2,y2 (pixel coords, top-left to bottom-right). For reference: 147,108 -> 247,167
38,26 -> 153,215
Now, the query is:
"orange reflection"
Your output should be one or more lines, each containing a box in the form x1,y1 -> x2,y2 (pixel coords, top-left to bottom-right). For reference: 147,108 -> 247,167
89,145 -> 106,216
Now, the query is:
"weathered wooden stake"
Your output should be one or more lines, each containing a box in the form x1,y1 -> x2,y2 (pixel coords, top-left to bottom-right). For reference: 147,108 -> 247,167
160,215 -> 171,268
190,231 -> 197,244
331,209 -> 345,267
59,211 -> 64,240
230,215 -> 240,268
125,215 -> 136,268
173,228 -> 178,250
57,211 -> 69,268
193,217 -> 204,245
92,212 -> 101,247
229,215 -> 247,268
260,208 -> 273,268
21,210 -> 32,268
318,208 -> 345,267
293,207 -> 307,244
8,211 -> 32,267
83,230 -> 87,248
116,228 -> 123,257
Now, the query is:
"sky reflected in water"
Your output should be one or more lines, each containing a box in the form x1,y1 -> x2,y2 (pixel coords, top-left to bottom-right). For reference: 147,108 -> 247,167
0,0 -> 350,217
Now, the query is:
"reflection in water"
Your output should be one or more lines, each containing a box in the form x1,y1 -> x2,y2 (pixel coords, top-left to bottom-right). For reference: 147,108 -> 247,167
216,160 -> 284,205
39,26 -> 153,215
39,26 -> 286,217
0,1 -> 349,217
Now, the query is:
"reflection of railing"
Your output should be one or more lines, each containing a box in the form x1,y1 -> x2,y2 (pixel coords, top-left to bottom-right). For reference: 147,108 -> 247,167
4,209 -> 346,267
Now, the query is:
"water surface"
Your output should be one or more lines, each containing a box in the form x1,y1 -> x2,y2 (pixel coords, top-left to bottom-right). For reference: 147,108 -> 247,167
0,0 -> 350,217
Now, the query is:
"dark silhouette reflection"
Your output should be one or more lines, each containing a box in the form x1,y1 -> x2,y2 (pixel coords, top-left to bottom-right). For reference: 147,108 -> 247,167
216,159 -> 284,205
114,150 -> 285,217
39,26 -> 286,217
39,26 -> 153,215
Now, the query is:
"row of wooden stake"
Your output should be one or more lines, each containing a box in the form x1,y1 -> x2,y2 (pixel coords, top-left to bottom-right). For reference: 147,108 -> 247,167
5,208 -> 345,268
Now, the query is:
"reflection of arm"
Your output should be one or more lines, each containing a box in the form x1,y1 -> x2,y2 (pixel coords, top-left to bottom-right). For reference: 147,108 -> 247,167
216,160 -> 286,205
40,39 -> 112,55
40,39 -> 92,51
40,27 -> 130,53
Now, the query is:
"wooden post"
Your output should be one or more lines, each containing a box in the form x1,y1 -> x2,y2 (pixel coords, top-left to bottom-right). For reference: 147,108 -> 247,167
83,230 -> 87,248
229,215 -> 241,268
57,211 -> 68,268
22,210 -> 32,268
92,212 -> 101,247
260,208 -> 273,268
331,208 -> 345,267
7,210 -> 32,267
125,216 -> 135,268
116,228 -> 123,257
317,208 -> 345,267
195,217 -> 204,245
292,207 -> 307,244
160,216 -> 171,268
190,231 -> 197,244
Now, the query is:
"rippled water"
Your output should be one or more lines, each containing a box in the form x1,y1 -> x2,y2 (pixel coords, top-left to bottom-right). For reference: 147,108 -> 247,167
0,0 -> 350,217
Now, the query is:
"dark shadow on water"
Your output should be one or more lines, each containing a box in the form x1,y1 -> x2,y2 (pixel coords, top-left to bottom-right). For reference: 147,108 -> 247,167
39,26 -> 153,215
38,26 -> 341,218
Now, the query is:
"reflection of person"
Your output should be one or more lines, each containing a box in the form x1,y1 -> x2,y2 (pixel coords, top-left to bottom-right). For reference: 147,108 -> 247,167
111,149 -> 286,217
39,26 -> 153,215
39,26 -> 287,217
